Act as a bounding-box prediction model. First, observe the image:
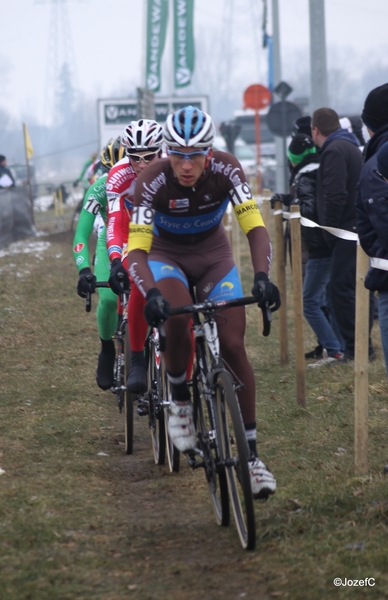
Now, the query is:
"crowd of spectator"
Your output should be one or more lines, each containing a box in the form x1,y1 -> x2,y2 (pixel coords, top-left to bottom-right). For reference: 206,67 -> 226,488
271,83 -> 388,374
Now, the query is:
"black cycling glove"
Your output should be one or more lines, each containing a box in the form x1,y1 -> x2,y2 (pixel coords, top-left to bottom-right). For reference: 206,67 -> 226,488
252,272 -> 281,312
144,288 -> 171,326
108,257 -> 130,295
77,267 -> 96,298
270,192 -> 293,209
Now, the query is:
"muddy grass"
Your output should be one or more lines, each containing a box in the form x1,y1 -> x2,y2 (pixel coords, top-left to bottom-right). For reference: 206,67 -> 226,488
1,222 -> 388,600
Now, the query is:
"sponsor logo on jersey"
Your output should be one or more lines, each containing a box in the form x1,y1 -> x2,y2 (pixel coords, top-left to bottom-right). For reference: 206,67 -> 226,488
143,172 -> 167,197
204,194 -> 212,202
210,158 -> 243,187
221,281 -> 234,290
161,265 -> 174,272
169,198 -> 189,209
76,256 -> 84,266
203,282 -> 213,294
73,243 -> 84,253
235,203 -> 258,216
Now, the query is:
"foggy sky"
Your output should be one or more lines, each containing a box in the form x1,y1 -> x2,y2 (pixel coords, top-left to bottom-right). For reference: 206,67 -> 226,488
2,0 -> 388,124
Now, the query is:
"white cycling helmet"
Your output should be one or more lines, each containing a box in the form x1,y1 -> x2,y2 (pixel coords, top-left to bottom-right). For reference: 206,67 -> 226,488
164,105 -> 215,148
121,119 -> 163,153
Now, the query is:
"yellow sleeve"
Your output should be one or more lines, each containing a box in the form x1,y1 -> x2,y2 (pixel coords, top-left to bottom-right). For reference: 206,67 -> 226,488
127,224 -> 154,253
233,198 -> 265,235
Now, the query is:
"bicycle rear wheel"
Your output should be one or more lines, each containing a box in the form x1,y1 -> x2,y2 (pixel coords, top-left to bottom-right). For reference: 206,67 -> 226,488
193,354 -> 229,526
216,371 -> 256,550
124,323 -> 134,455
162,362 -> 180,473
147,333 -> 166,465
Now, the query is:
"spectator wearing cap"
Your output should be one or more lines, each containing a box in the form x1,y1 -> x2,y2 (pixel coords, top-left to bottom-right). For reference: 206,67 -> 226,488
291,116 -> 313,138
312,107 -> 375,363
356,83 -> 388,376
0,155 -> 15,188
288,135 -> 343,366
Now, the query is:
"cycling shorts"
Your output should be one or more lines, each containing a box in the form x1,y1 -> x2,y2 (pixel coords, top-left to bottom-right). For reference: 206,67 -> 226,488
148,226 -> 243,302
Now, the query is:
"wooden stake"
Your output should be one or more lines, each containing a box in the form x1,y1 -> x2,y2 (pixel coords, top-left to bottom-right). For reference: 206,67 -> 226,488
273,200 -> 289,365
290,206 -> 306,407
261,188 -> 271,230
354,243 -> 370,475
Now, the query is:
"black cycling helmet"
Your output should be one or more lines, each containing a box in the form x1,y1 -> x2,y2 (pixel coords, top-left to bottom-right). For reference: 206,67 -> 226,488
100,137 -> 125,169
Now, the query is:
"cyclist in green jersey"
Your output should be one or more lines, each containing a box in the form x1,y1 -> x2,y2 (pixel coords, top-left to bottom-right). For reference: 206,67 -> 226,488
73,152 -> 98,190
73,138 -> 125,389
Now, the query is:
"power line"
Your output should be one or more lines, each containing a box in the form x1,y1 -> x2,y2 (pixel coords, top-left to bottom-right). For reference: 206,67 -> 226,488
32,140 -> 98,160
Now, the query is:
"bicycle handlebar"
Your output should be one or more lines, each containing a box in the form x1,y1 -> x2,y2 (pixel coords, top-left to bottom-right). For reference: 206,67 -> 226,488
84,276 -> 130,312
168,295 -> 272,337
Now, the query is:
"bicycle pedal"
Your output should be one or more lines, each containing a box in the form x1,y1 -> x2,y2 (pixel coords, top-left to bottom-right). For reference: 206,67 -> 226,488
137,404 -> 149,416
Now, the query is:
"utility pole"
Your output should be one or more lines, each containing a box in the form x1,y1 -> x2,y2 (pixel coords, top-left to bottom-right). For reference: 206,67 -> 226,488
271,0 -> 287,193
309,0 -> 329,112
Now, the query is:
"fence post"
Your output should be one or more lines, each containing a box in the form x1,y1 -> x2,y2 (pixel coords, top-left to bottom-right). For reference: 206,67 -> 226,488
223,208 -> 240,275
273,200 -> 289,365
290,205 -> 306,407
261,188 -> 271,230
354,244 -> 370,475
231,210 -> 241,275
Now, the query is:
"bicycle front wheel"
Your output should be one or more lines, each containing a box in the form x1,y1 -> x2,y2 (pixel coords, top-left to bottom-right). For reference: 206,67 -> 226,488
162,361 -> 180,473
216,371 -> 256,550
147,334 -> 166,466
124,323 -> 134,455
193,362 -> 229,526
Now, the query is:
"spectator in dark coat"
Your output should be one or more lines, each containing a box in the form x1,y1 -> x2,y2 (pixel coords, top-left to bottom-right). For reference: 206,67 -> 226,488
356,83 -> 388,375
0,155 -> 15,188
311,107 -> 375,362
289,134 -> 343,366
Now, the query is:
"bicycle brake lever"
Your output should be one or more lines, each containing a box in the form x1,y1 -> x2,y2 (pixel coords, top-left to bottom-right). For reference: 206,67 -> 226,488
85,274 -> 95,312
261,302 -> 272,337
158,322 -> 167,352
85,292 -> 91,312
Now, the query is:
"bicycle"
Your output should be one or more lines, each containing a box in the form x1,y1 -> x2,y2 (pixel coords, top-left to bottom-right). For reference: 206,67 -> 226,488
86,282 -> 134,455
85,281 -> 179,470
137,326 -> 180,472
163,291 -> 272,551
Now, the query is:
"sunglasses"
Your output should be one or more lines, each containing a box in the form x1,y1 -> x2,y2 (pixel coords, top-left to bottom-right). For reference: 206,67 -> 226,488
167,148 -> 210,162
127,151 -> 159,163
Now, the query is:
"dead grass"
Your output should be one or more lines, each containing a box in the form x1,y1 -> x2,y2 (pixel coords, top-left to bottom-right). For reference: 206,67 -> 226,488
0,224 -> 388,600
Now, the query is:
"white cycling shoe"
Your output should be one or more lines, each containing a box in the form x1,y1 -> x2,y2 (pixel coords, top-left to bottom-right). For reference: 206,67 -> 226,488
248,457 -> 276,500
167,400 -> 196,453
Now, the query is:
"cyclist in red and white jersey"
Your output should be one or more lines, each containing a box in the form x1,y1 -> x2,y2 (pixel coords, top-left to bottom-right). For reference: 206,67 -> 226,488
127,106 -> 281,500
106,119 -> 164,392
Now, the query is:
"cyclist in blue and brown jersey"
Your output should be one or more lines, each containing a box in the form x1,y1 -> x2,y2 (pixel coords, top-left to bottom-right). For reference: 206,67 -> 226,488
127,106 -> 280,499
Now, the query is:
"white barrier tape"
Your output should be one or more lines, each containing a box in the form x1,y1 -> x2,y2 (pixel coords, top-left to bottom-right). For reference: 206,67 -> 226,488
370,257 -> 388,272
299,216 -> 358,241
273,207 -> 386,267
276,209 -> 358,242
